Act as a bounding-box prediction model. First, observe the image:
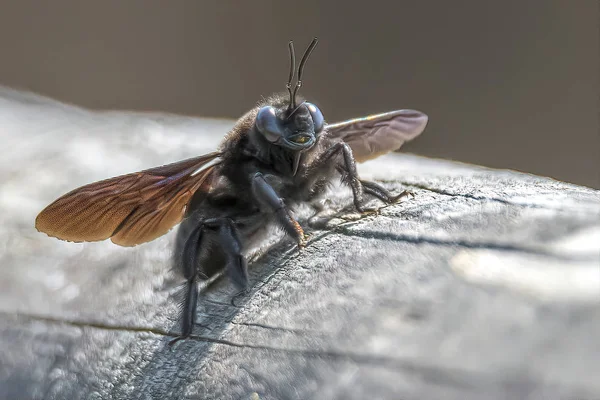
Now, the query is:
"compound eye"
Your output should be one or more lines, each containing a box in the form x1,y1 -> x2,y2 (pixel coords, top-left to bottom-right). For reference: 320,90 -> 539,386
256,106 -> 283,143
306,102 -> 324,134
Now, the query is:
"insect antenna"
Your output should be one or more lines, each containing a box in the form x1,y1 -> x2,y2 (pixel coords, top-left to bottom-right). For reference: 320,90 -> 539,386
291,37 -> 318,107
286,40 -> 296,108
286,100 -> 307,121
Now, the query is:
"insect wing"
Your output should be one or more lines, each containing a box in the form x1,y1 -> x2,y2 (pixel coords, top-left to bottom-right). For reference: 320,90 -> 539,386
35,152 -> 222,247
326,109 -> 428,162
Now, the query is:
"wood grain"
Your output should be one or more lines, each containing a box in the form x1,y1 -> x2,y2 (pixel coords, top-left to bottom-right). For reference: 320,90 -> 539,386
1,87 -> 599,400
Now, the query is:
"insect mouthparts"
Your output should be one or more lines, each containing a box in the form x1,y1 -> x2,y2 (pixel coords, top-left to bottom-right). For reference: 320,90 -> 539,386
292,135 -> 309,144
286,38 -> 318,110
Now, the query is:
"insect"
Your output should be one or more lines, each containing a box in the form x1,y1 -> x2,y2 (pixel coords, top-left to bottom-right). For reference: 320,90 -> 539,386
35,38 -> 428,343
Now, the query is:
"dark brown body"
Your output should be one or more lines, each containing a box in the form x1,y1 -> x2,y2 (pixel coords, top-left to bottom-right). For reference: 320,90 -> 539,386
175,95 -> 343,279
165,92 -> 427,346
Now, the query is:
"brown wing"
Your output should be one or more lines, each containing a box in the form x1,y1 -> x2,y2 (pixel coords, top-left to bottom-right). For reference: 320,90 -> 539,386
326,109 -> 428,162
35,152 -> 222,247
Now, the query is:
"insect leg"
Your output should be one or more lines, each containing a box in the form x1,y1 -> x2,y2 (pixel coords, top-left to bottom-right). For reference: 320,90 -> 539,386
168,277 -> 199,346
251,172 -> 306,247
332,163 -> 411,205
360,179 -> 412,203
170,224 -> 203,346
204,218 -> 249,290
311,142 -> 368,212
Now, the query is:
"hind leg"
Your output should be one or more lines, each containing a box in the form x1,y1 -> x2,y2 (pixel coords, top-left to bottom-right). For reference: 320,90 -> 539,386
169,224 -> 205,346
169,218 -> 248,345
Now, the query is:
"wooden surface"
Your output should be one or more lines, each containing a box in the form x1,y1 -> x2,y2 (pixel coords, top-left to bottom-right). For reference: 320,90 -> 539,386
1,87 -> 599,400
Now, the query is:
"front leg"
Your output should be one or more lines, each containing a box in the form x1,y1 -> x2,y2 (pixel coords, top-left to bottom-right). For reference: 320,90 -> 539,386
310,142 -> 371,212
251,172 -> 306,247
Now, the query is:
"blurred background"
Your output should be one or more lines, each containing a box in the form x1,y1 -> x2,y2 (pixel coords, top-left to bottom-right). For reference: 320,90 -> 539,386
0,0 -> 598,188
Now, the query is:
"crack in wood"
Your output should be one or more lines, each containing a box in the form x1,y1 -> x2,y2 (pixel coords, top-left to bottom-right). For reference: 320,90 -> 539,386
5,312 -> 176,337
4,311 -> 323,345
0,311 -> 455,371
231,321 -> 328,335
382,179 -> 599,212
8,311 -> 589,395
4,302 -> 597,398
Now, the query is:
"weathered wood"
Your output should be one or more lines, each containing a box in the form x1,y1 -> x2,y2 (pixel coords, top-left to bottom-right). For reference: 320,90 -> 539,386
1,87 -> 599,400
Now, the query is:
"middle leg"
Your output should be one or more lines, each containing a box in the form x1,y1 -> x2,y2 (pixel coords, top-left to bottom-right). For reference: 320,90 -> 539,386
203,217 -> 248,290
360,179 -> 413,204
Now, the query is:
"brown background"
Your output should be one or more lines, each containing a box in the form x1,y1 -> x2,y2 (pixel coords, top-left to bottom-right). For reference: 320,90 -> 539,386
1,0 -> 598,188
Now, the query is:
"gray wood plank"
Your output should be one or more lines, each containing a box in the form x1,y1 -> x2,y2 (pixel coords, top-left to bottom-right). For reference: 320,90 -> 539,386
1,87 -> 599,400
